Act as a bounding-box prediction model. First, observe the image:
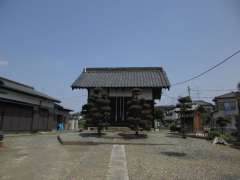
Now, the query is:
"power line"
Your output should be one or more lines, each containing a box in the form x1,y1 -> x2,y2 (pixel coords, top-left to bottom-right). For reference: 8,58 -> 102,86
193,96 -> 215,99
190,88 -> 237,92
172,49 -> 240,86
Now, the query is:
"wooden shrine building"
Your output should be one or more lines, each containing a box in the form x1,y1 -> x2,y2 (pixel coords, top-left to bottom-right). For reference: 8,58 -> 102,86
72,67 -> 170,126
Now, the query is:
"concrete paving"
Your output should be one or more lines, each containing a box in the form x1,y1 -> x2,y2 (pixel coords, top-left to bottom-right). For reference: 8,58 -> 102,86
106,145 -> 129,180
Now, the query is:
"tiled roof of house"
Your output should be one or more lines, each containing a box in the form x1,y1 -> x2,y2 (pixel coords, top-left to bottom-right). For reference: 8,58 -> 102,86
71,67 -> 170,89
213,91 -> 240,101
192,100 -> 214,106
0,76 -> 60,102
155,105 -> 176,111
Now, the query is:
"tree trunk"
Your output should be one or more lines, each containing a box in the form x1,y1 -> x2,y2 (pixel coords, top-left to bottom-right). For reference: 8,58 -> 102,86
181,114 -> 186,139
97,127 -> 102,137
135,130 -> 139,136
135,125 -> 139,136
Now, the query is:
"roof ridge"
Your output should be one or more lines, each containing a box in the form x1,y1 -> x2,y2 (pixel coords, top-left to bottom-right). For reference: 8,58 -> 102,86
214,91 -> 240,100
85,67 -> 163,72
0,76 -> 34,89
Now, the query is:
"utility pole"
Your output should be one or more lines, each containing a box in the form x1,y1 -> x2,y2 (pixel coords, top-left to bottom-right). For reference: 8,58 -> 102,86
187,86 -> 191,97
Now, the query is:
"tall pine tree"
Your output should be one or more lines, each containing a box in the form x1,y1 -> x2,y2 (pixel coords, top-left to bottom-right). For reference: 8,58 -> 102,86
81,88 -> 111,136
141,99 -> 153,131
177,96 -> 192,138
127,88 -> 152,135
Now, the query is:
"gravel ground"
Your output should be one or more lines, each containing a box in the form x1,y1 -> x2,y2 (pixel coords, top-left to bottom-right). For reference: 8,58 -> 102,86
0,134 -> 111,180
1,131 -> 240,180
126,131 -> 240,180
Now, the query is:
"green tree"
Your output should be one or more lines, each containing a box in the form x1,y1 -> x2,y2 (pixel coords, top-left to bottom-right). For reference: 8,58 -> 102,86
140,99 -> 153,131
127,88 -> 143,135
154,108 -> 166,128
127,88 -> 153,135
235,115 -> 240,140
101,93 -> 111,129
197,105 -> 208,128
216,117 -> 231,134
154,109 -> 164,120
177,96 -> 192,138
81,88 -> 111,136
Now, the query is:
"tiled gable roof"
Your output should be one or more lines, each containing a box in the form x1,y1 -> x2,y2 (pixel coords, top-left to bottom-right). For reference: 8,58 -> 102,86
72,67 -> 170,88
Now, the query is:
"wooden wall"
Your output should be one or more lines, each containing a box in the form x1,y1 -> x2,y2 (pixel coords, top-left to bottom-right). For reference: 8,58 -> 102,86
0,101 -> 55,131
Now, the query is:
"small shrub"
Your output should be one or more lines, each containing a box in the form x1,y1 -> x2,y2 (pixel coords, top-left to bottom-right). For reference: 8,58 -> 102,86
169,123 -> 180,132
208,130 -> 221,140
220,133 -> 236,142
79,119 -> 87,129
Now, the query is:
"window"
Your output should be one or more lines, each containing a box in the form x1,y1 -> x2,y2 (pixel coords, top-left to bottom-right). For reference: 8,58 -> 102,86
224,101 -> 236,111
218,100 -> 236,111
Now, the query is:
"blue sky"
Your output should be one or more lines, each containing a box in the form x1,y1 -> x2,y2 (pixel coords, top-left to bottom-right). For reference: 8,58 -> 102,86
0,0 -> 240,111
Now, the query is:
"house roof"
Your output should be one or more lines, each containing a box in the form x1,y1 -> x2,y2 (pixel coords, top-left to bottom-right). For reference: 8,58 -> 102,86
55,104 -> 73,112
155,105 -> 176,111
71,67 -> 170,89
0,76 -> 60,102
192,100 -> 214,107
213,91 -> 240,101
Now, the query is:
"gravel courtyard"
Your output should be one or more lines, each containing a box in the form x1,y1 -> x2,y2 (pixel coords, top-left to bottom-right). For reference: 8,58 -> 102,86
0,131 -> 240,180
126,132 -> 240,180
0,134 -> 111,180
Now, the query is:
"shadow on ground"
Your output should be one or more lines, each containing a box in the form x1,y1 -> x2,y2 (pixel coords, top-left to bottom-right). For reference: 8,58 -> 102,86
59,132 -> 175,146
165,134 -> 186,139
78,132 -> 148,140
160,151 -> 186,157
118,133 -> 148,139
79,133 -> 107,138
230,145 -> 240,150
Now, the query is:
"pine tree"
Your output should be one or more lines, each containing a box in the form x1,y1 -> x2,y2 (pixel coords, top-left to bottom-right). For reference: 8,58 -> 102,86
216,117 -> 231,134
140,99 -> 153,131
127,88 -> 143,135
127,88 -> 153,135
177,96 -> 192,138
100,93 -> 111,129
81,88 -> 111,136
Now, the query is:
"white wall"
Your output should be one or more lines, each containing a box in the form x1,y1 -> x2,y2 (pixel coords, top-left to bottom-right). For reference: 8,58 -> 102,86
214,98 -> 239,130
109,88 -> 153,100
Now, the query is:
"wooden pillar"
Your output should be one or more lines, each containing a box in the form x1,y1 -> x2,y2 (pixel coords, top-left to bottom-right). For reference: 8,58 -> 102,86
122,97 -> 125,121
0,103 -> 4,130
152,100 -> 155,128
119,97 -> 122,121
115,97 -> 118,122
